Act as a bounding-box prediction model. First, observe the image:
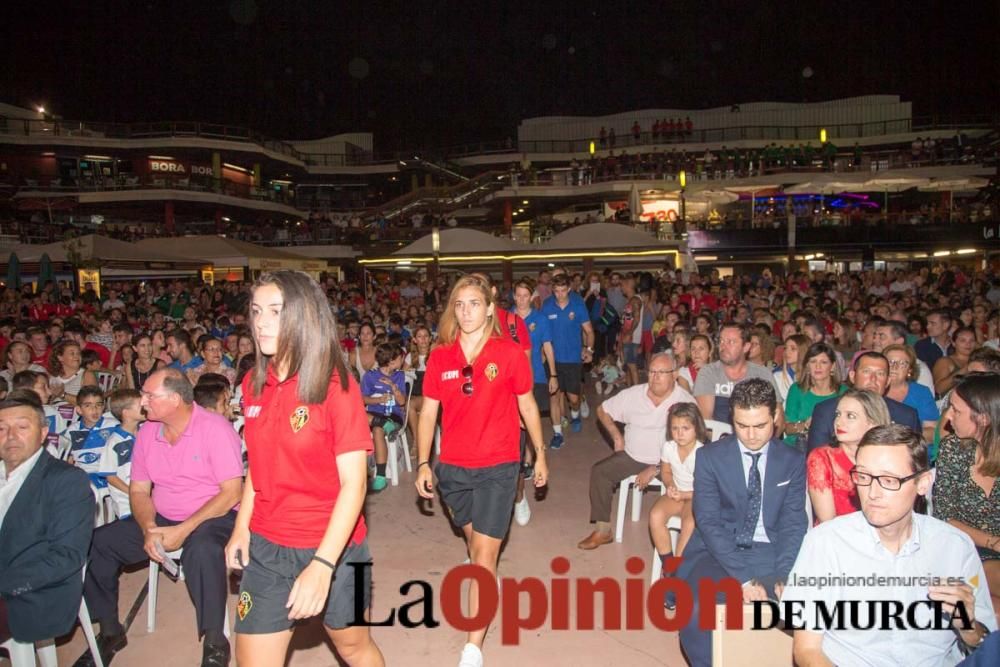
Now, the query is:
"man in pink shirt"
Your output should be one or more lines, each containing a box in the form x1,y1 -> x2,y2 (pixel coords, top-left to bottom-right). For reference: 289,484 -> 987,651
78,369 -> 243,667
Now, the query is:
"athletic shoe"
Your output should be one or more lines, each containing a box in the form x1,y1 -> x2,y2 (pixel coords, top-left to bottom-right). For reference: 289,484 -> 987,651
594,381 -> 604,395
550,433 -> 564,450
579,397 -> 590,418
458,642 -> 484,667
561,417 -> 570,429
604,384 -> 614,395
371,475 -> 387,492
514,496 -> 531,526
570,417 -> 582,433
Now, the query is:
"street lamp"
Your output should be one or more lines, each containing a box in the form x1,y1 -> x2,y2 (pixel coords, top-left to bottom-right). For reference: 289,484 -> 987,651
678,170 -> 687,228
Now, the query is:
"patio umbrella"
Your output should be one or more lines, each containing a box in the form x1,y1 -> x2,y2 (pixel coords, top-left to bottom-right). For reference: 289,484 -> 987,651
918,177 -> 989,221
858,177 -> 930,214
686,189 -> 739,204
628,183 -> 642,222
38,253 -> 54,288
5,253 -> 20,289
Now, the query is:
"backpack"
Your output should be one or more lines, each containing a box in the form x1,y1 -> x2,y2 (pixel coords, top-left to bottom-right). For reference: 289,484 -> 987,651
590,297 -> 619,334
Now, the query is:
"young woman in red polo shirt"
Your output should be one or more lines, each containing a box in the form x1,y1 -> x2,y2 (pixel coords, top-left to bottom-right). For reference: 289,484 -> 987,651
415,274 -> 548,667
224,270 -> 384,667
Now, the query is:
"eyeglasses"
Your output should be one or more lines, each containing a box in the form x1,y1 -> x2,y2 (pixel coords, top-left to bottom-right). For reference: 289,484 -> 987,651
849,467 -> 924,491
461,365 -> 474,396
888,360 -> 910,368
140,391 -> 171,400
648,369 -> 677,376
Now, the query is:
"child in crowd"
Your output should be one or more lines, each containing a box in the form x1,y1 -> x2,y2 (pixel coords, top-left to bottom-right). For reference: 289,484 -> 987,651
648,403 -> 708,568
11,369 -> 70,457
82,348 -> 104,374
593,354 -> 626,395
64,385 -> 119,492
361,341 -> 407,492
98,388 -> 142,520
194,372 -> 234,419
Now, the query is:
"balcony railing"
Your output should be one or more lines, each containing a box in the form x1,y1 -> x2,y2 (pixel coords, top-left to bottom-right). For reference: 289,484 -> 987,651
14,175 -> 298,207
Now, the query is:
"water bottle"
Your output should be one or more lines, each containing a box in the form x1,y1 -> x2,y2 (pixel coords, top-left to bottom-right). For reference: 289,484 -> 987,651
385,389 -> 395,417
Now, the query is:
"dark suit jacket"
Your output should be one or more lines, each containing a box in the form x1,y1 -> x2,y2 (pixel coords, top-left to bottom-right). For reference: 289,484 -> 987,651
807,393 -> 921,452
684,434 -> 807,584
0,449 -> 95,642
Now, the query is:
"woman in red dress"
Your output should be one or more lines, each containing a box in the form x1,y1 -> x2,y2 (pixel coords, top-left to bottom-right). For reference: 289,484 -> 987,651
807,389 -> 891,523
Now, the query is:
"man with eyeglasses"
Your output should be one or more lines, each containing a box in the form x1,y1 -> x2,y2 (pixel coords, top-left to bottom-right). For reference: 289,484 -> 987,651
578,352 -> 693,550
783,424 -> 996,666
807,352 -> 921,452
78,369 -> 243,667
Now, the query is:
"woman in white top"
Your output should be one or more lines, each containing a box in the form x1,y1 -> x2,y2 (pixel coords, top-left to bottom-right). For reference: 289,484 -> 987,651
47,340 -> 98,405
773,333 -> 810,405
649,403 -> 708,564
0,340 -> 47,385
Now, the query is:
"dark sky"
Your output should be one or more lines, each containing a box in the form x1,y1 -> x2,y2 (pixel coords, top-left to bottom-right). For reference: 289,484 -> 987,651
3,1 -> 997,152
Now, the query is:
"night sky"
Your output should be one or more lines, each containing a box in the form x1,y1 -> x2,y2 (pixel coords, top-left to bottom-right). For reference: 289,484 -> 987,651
3,1 -> 997,152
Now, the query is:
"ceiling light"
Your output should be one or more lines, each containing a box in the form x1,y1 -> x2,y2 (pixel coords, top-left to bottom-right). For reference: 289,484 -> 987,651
955,248 -> 976,255
932,250 -> 951,257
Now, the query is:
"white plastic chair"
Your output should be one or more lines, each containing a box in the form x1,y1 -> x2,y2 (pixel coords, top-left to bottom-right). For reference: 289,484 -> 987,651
649,516 -> 683,583
0,568 -> 104,667
614,475 -> 666,543
925,468 -> 936,516
385,382 -> 414,486
147,549 -> 230,637
704,419 -> 733,441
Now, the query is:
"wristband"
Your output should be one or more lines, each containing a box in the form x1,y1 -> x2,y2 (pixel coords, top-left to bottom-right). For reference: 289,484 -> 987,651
311,555 -> 337,571
418,461 -> 431,470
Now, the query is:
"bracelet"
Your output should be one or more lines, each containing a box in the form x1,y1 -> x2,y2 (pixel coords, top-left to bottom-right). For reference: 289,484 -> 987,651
311,555 -> 337,571
417,461 -> 431,470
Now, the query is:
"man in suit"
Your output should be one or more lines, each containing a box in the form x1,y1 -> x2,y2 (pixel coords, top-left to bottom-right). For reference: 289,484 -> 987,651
0,393 -> 95,645
673,378 -> 807,667
807,351 -> 921,452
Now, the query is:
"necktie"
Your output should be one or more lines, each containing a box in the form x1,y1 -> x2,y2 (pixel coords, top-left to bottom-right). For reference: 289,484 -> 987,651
737,452 -> 763,548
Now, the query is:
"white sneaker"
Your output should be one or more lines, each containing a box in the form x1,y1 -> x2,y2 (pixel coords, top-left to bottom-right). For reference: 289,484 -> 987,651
514,496 -> 531,526
458,642 -> 484,667
579,397 -> 590,418
604,384 -> 614,395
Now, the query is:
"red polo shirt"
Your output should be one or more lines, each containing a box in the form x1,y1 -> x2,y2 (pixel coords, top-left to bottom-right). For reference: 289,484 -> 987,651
423,335 -> 532,468
494,307 -> 531,353
241,367 -> 373,548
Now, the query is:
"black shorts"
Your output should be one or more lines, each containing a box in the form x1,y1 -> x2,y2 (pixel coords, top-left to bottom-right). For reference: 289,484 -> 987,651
555,362 -> 583,395
368,413 -> 403,431
436,461 -> 519,539
235,534 -> 372,633
532,382 -> 551,413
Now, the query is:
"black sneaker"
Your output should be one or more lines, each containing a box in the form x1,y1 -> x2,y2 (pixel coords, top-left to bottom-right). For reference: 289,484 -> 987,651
72,632 -> 127,666
202,641 -> 231,667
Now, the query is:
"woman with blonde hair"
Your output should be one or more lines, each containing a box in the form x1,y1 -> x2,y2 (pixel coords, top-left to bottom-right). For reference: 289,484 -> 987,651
773,333 -> 811,405
415,274 -> 548,667
807,389 -> 891,523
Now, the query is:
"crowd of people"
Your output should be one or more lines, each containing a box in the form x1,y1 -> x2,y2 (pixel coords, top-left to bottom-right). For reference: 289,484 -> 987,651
1,258 -> 999,666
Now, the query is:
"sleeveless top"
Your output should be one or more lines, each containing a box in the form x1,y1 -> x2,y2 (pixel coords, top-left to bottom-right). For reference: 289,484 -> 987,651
130,359 -> 157,391
58,368 -> 86,397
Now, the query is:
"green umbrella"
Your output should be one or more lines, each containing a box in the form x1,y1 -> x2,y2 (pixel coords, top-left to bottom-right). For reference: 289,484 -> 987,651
5,253 -> 20,289
38,252 -> 54,289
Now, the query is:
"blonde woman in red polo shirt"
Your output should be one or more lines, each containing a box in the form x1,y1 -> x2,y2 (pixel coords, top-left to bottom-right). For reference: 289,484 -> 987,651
415,274 -> 549,667
224,270 -> 384,667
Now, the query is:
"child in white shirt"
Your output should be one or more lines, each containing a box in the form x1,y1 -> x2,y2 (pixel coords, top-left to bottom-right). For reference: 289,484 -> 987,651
649,403 -> 708,567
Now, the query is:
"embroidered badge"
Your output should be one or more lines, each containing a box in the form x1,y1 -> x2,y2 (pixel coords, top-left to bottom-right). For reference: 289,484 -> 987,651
568,311 -> 575,321
528,323 -> 536,332
237,591 -> 253,620
485,363 -> 499,382
290,406 -> 310,433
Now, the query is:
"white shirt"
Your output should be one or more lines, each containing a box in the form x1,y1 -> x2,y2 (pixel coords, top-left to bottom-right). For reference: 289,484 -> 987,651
600,383 -> 696,464
737,439 -> 770,543
659,440 -> 703,492
915,359 -> 935,395
782,511 -> 997,667
0,447 -> 43,534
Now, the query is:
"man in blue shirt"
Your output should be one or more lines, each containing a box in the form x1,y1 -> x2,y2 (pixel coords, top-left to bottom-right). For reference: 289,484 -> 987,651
164,330 -> 203,373
540,274 -> 594,448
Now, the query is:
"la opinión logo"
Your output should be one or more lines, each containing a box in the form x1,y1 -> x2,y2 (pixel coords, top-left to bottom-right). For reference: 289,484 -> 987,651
347,556 -> 974,644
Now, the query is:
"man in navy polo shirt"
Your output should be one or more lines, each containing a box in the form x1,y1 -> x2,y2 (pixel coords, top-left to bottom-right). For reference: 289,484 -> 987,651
540,274 -> 594,448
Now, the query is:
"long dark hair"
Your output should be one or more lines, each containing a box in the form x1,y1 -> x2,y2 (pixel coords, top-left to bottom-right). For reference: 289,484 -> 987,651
248,270 -> 350,402
953,372 -> 1000,477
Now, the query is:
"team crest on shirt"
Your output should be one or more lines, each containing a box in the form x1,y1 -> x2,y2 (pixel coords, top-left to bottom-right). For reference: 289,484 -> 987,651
485,363 -> 499,382
290,406 -> 310,433
237,591 -> 253,620
528,323 -> 536,332
568,311 -> 575,320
